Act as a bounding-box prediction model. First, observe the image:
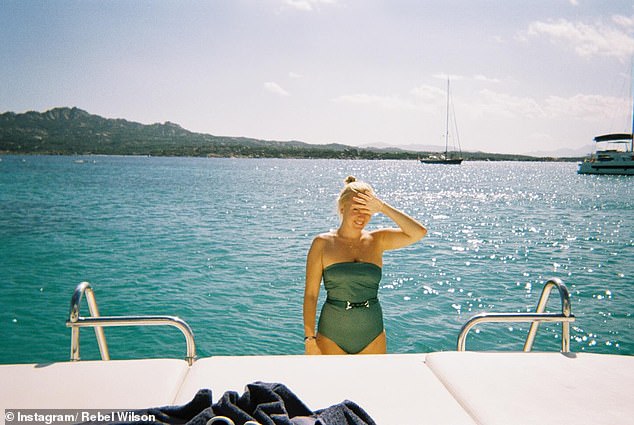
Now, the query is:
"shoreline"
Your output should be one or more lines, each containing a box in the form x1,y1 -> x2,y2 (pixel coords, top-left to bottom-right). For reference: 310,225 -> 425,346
0,151 -> 583,162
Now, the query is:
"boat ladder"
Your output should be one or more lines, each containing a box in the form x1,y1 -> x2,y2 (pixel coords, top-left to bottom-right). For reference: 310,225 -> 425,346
457,278 -> 575,352
66,282 -> 197,365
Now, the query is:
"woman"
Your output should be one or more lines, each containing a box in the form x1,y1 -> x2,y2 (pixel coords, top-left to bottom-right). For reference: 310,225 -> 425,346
303,176 -> 427,355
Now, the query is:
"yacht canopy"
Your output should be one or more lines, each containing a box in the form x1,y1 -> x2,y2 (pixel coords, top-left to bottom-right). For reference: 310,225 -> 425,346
594,133 -> 633,143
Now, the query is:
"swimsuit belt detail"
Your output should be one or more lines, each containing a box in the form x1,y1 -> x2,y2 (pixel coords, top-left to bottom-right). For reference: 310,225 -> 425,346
326,297 -> 379,310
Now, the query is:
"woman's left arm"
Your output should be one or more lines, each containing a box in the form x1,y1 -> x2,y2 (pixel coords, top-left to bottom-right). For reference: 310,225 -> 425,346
354,192 -> 427,250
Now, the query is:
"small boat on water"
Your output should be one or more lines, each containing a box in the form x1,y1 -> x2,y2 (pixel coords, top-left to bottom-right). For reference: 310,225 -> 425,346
420,79 -> 463,165
577,133 -> 634,175
419,156 -> 463,165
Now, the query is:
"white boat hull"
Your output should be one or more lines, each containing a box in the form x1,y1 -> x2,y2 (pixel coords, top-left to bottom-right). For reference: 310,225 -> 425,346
578,154 -> 634,175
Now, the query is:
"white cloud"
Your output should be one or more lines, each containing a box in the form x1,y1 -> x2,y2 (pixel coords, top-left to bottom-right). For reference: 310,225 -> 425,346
525,16 -> 634,61
492,35 -> 505,44
429,73 -> 499,84
475,89 -> 544,119
613,14 -> 634,29
432,73 -> 466,81
473,89 -> 630,123
332,93 -> 416,110
264,82 -> 290,96
284,0 -> 336,12
411,76 -> 499,103
473,74 -> 501,84
288,71 -> 303,79
410,84 -> 444,101
543,93 -> 631,122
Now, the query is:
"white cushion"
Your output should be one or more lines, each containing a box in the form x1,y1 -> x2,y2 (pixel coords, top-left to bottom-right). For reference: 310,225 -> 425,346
176,354 -> 477,425
0,359 -> 188,410
426,351 -> 634,425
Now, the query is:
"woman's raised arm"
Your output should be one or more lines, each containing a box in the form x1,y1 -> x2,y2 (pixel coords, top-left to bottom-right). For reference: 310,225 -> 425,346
353,191 -> 427,251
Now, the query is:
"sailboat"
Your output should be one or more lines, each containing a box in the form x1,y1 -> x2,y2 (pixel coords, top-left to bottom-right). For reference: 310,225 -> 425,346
420,79 -> 463,165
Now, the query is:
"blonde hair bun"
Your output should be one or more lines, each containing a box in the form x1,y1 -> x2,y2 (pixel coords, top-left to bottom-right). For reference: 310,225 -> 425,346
337,176 -> 374,215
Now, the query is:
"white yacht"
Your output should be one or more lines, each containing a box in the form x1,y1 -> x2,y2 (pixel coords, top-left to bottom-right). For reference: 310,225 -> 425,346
578,133 -> 634,175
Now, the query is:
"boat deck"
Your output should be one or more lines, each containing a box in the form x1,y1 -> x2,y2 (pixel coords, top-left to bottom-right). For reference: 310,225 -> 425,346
1,351 -> 632,425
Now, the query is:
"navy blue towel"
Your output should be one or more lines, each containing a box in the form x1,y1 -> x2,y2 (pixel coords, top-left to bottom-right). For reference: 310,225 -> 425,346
78,382 -> 376,425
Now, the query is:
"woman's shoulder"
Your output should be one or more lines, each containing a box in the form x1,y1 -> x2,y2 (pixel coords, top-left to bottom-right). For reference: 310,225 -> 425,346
307,232 -> 332,259
315,230 -> 337,240
313,231 -> 335,245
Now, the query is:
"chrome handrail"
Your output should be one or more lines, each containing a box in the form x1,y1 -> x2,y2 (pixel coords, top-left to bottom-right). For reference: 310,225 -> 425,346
524,278 -> 572,352
66,282 -> 197,365
68,282 -> 109,360
457,278 -> 575,352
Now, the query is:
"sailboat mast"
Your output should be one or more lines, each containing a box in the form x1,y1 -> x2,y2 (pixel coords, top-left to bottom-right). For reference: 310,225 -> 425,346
630,58 -> 634,151
445,79 -> 450,156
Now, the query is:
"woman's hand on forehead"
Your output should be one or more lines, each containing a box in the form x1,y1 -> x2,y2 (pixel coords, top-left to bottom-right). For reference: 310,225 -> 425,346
352,191 -> 383,215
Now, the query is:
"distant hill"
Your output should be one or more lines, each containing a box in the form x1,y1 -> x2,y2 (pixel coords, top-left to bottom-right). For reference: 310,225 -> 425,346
0,107 -> 580,161
527,146 -> 594,158
0,107 -> 362,158
367,142 -> 592,159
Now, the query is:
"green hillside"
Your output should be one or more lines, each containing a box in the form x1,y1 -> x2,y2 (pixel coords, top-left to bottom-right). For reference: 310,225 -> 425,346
0,107 -> 577,161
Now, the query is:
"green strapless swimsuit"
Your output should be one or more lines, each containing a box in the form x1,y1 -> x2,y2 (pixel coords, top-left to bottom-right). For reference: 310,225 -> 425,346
317,262 -> 383,354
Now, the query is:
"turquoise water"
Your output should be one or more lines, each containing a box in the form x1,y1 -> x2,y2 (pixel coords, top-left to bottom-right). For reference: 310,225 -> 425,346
0,155 -> 632,364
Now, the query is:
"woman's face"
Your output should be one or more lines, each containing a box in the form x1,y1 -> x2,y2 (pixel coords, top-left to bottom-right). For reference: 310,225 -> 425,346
340,196 -> 371,230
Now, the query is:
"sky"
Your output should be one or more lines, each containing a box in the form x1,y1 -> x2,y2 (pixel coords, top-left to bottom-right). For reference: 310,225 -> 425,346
1,0 -> 634,155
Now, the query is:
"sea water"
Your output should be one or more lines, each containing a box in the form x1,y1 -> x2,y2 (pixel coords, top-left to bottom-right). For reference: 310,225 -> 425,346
0,155 -> 632,364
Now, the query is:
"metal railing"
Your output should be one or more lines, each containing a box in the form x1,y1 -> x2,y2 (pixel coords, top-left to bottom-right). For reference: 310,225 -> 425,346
457,278 -> 575,352
66,282 -> 197,365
